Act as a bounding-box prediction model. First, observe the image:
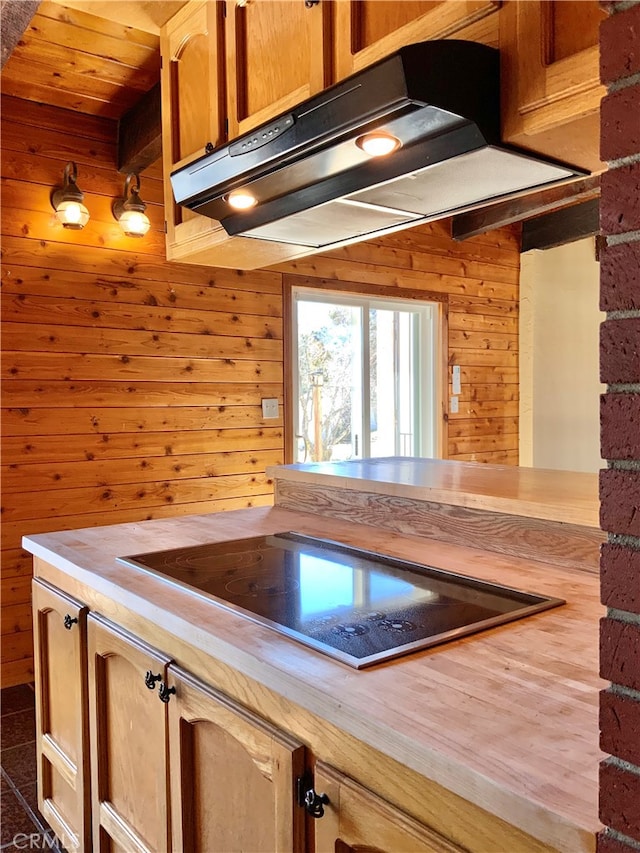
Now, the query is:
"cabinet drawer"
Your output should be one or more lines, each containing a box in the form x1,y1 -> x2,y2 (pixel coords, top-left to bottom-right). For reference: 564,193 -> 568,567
314,760 -> 466,853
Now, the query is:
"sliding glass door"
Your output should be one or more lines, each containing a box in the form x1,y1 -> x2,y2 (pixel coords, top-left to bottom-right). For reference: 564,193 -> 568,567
292,289 -> 440,463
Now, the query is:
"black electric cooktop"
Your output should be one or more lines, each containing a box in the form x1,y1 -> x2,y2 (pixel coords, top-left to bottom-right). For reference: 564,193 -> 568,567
117,532 -> 564,669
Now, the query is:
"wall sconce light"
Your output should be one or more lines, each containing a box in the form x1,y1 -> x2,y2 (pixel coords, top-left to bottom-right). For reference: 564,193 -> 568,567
51,162 -> 90,229
113,174 -> 150,237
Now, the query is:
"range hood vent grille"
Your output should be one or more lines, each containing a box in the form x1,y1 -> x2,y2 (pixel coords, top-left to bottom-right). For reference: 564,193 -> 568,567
171,40 -> 586,252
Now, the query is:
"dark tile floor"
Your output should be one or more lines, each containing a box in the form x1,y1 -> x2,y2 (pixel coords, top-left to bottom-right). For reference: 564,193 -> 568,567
1,685 -> 64,852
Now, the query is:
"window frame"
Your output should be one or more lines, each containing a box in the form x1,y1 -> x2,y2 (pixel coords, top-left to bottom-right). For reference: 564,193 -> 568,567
284,279 -> 446,464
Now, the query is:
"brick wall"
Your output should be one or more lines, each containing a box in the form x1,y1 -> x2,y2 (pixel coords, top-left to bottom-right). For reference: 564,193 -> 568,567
598,2 -> 640,850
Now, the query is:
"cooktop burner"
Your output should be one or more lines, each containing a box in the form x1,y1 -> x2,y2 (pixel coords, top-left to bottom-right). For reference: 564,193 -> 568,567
117,532 -> 564,668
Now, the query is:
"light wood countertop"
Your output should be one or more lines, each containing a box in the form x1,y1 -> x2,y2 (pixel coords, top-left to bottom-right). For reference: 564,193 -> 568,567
268,458 -> 600,528
24,507 -> 603,853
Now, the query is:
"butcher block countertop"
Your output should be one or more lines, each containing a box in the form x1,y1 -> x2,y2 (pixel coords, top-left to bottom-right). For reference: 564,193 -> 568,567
269,457 -> 600,528
24,505 -> 603,853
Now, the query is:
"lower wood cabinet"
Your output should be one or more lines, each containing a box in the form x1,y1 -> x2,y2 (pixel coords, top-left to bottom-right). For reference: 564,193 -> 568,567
32,579 -> 90,852
88,614 -> 172,853
87,613 -> 306,853
166,665 -> 306,852
33,578 -> 467,853
313,762 -> 464,853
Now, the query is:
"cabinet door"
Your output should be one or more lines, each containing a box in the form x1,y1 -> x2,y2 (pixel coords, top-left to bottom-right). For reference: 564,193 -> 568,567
160,0 -> 226,247
314,761 -> 465,853
87,615 -> 172,853
333,0 -> 500,81
225,0 -> 330,139
32,580 -> 90,852
167,664 -> 306,852
500,0 -> 606,171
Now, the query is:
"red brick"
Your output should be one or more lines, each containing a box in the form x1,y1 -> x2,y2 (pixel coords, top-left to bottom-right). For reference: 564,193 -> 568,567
601,394 -> 640,459
598,831 -> 640,853
601,617 -> 640,691
600,470 -> 640,536
600,242 -> 640,312
601,689 -> 640,766
600,761 -> 640,842
600,4 -> 640,85
601,544 -> 640,612
601,85 -> 640,161
600,318 -> 640,384
601,164 -> 640,235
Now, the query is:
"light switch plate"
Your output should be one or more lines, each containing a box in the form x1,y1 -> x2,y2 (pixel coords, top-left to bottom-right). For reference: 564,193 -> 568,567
450,396 -> 459,414
261,398 -> 279,419
452,365 -> 461,395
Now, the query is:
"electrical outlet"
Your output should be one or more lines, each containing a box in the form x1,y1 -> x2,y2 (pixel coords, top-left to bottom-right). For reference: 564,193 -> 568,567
261,398 -> 279,419
450,396 -> 459,414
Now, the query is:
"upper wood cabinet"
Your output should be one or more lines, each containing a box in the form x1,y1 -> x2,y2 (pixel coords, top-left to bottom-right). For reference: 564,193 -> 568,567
314,761 -> 466,853
500,0 -> 606,172
225,0 -> 331,139
158,0 -> 602,269
32,580 -> 90,853
160,0 -> 225,251
160,0 -> 314,269
332,0 -> 501,80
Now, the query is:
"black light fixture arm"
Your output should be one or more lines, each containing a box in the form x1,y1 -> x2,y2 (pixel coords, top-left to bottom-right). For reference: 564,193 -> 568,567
51,161 -> 84,209
113,173 -> 145,219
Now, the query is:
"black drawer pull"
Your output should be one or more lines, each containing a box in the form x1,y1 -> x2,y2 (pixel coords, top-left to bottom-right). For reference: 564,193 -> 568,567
145,670 -> 162,690
63,614 -> 78,630
304,788 -> 329,818
158,682 -> 176,704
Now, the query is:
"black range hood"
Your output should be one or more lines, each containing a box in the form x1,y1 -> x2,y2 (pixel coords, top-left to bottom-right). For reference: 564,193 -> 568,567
171,41 -> 586,250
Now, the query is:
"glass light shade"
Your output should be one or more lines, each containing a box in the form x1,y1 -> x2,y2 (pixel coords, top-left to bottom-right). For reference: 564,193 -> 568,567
356,133 -> 401,157
227,189 -> 258,210
55,199 -> 90,229
118,208 -> 151,237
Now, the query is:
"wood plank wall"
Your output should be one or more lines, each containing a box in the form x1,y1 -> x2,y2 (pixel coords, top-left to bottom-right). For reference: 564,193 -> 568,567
0,94 -> 520,687
278,222 -> 521,463
0,95 -> 285,687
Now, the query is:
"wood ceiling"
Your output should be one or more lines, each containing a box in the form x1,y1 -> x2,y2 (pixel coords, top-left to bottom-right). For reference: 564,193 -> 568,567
1,0 -> 185,120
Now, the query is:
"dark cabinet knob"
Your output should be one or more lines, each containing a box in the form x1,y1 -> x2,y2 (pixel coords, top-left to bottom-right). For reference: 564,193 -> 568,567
158,682 -> 176,704
304,788 -> 329,818
144,670 -> 162,690
63,614 -> 78,630
304,0 -> 320,6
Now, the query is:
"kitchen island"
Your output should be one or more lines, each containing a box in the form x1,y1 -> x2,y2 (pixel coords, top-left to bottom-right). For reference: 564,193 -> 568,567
24,462 -> 603,853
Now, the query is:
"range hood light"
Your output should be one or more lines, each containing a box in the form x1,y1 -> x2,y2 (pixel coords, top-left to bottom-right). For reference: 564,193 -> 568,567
356,132 -> 402,158
227,189 -> 258,210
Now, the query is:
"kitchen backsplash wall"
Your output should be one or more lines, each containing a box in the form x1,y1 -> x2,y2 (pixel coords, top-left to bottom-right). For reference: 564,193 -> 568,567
0,94 -> 520,687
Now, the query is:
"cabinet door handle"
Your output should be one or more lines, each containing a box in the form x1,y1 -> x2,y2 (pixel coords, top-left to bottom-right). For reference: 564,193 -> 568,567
144,670 -> 162,690
63,614 -> 78,630
304,788 -> 329,818
158,682 -> 176,703
304,0 -> 320,6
